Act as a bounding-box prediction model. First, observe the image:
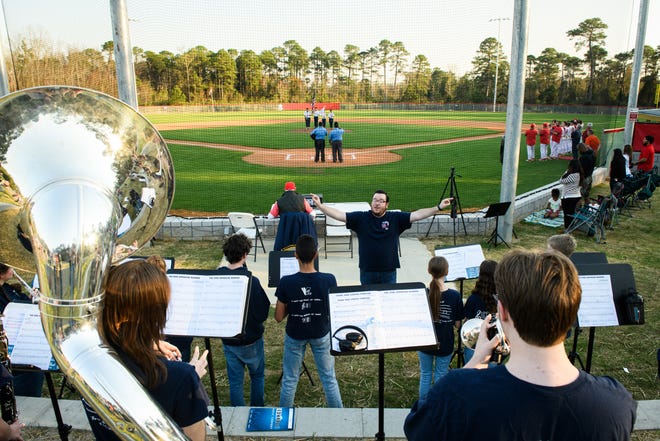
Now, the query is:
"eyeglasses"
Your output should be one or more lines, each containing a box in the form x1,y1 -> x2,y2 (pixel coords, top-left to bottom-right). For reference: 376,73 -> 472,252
372,198 -> 387,204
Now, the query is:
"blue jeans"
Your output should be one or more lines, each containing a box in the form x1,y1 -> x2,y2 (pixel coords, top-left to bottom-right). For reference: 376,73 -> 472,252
222,337 -> 265,406
360,270 -> 396,285
463,346 -> 475,364
418,352 -> 451,399
279,333 -> 342,408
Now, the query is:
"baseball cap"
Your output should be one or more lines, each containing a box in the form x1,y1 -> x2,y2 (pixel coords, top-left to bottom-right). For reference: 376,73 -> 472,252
284,181 -> 296,191
587,122 -> 593,127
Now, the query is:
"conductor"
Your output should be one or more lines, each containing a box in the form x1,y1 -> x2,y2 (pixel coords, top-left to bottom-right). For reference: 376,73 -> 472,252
311,191 -> 452,284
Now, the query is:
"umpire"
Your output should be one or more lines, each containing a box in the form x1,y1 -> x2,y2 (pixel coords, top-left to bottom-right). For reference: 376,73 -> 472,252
310,124 -> 327,163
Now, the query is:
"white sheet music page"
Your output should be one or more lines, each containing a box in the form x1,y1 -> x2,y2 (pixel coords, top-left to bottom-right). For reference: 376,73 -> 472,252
329,286 -> 436,352
2,302 -> 54,370
165,273 -> 249,338
279,257 -> 300,278
435,244 -> 485,281
577,274 -> 619,327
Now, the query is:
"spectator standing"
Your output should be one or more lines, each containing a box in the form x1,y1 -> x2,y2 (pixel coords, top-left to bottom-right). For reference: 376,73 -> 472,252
560,159 -> 584,230
609,148 -> 627,193
578,143 -> 596,202
311,191 -> 452,284
274,235 -> 342,408
329,122 -> 344,163
582,122 -> 593,142
623,144 -> 634,178
310,125 -> 328,163
417,256 -> 463,399
570,120 -> 582,159
524,123 -> 538,162
584,130 -> 601,156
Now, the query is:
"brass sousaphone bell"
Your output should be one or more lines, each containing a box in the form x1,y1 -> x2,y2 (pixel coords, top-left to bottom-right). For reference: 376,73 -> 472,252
0,86 -> 188,439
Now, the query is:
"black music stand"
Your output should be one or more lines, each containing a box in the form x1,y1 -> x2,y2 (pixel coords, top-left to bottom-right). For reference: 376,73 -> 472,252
328,283 -> 436,441
166,268 -> 256,441
484,201 -> 511,248
571,263 -> 641,373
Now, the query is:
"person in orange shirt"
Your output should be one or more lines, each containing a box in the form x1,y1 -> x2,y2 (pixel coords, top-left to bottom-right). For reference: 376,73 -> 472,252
584,130 -> 600,154
524,123 -> 538,162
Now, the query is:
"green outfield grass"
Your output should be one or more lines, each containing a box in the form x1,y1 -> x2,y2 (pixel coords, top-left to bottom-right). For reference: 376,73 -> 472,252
147,109 -> 624,214
168,137 -> 569,213
161,123 -> 497,149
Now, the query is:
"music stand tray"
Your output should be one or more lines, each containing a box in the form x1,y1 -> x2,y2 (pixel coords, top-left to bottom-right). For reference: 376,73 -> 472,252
484,201 -> 511,248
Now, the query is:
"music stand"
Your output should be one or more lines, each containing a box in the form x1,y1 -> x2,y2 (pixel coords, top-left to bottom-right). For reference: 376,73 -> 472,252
571,263 -> 641,373
328,283 -> 436,441
484,201 -> 511,248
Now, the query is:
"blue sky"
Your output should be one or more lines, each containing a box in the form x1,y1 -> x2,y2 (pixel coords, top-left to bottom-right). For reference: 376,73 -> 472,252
2,0 -> 658,75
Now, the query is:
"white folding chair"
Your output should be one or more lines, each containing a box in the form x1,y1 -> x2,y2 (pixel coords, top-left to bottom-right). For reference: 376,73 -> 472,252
227,212 -> 266,261
323,215 -> 353,259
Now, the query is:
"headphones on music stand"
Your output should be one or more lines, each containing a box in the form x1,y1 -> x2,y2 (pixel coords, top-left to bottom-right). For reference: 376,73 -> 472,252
332,325 -> 368,352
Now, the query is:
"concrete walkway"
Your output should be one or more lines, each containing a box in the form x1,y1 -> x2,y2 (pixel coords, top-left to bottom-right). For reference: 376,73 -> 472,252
18,237 -> 660,438
16,396 -> 660,438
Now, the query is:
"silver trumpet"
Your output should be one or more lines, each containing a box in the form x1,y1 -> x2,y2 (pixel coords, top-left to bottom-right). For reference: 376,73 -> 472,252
460,317 -> 510,360
0,86 -> 186,439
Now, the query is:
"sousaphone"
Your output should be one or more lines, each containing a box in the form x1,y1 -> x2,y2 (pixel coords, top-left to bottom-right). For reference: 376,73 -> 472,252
0,86 -> 187,439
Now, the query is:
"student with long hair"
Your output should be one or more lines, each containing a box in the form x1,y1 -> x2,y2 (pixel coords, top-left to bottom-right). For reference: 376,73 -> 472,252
417,256 -> 463,399
609,148 -> 627,193
462,260 -> 498,363
83,260 -> 210,441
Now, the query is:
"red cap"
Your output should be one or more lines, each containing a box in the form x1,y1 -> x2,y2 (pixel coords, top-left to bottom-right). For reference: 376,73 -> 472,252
284,181 -> 296,191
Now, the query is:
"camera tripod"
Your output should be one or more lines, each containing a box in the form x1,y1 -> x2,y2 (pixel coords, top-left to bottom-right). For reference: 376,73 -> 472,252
425,167 -> 467,245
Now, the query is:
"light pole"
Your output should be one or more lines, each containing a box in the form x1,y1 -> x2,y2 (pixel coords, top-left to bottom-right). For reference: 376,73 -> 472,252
490,17 -> 510,112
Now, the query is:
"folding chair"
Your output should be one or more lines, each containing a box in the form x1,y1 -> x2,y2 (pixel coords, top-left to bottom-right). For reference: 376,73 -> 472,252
633,172 -> 656,209
323,215 -> 353,259
565,197 -> 611,244
227,212 -> 266,261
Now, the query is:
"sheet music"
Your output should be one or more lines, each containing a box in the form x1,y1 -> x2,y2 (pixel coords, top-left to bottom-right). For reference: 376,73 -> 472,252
435,244 -> 485,281
279,257 -> 300,278
577,274 -> 619,327
329,286 -> 436,352
165,273 -> 249,338
2,303 -> 56,370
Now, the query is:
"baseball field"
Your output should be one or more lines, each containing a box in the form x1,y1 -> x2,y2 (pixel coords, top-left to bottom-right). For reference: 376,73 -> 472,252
146,109 -> 622,216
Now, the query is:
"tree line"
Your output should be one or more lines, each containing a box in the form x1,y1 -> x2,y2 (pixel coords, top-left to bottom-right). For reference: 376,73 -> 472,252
6,18 -> 659,107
